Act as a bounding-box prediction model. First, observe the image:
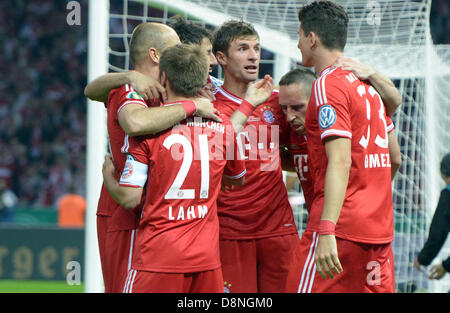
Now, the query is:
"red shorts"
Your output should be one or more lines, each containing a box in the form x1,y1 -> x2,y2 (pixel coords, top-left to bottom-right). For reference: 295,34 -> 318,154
104,228 -> 136,293
220,234 -> 298,293
285,231 -> 395,293
97,214 -> 137,293
97,215 -> 111,292
122,268 -> 223,293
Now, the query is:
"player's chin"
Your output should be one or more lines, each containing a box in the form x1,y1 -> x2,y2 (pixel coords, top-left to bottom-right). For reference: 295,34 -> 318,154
242,70 -> 259,82
292,124 -> 305,135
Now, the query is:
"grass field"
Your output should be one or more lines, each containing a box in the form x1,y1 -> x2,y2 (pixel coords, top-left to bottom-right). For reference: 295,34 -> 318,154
0,280 -> 84,293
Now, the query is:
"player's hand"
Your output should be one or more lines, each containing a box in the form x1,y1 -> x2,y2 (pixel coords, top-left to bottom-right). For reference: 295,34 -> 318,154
333,56 -> 376,81
245,74 -> 274,107
315,234 -> 343,279
102,154 -> 115,180
127,71 -> 168,104
428,264 -> 447,280
196,82 -> 216,101
413,257 -> 424,272
193,97 -> 222,123
220,176 -> 237,191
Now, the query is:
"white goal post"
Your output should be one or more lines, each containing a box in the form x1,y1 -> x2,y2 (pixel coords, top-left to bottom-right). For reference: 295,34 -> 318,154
85,0 -> 450,292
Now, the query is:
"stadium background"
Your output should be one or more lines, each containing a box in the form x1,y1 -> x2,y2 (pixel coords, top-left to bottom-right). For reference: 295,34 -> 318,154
0,0 -> 449,293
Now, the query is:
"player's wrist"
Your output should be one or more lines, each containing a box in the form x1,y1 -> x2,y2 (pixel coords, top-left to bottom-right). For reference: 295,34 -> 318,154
237,100 -> 256,117
318,219 -> 336,235
181,100 -> 197,118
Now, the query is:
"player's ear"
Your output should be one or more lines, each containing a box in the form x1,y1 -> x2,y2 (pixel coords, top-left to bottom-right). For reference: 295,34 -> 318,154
148,47 -> 160,64
309,31 -> 319,49
215,51 -> 227,67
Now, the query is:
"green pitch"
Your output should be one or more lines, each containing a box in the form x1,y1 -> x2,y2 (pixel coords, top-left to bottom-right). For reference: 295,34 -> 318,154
0,280 -> 84,293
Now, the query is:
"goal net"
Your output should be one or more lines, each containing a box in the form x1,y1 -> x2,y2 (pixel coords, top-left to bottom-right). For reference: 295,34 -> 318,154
101,0 -> 450,292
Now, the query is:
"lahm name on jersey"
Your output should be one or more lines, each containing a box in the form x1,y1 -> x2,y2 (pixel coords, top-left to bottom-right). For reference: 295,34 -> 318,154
364,153 -> 391,169
168,205 -> 209,221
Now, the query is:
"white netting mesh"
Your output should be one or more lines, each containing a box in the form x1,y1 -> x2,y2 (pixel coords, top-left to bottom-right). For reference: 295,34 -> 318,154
107,0 -> 450,292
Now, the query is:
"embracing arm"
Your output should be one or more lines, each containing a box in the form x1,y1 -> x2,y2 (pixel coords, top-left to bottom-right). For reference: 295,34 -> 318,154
118,98 -> 221,137
334,57 -> 402,117
102,155 -> 143,210
388,130 -> 402,180
85,71 -> 167,103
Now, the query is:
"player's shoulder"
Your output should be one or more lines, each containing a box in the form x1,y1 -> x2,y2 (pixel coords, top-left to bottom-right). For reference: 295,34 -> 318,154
312,67 -> 354,100
110,84 -> 145,101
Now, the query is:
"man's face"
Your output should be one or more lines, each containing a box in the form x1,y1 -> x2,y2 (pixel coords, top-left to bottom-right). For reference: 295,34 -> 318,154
297,26 -> 312,68
222,35 -> 260,83
279,83 -> 309,135
200,37 -> 218,73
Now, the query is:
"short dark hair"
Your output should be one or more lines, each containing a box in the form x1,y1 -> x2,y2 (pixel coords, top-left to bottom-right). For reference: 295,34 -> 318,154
213,20 -> 259,56
279,68 -> 317,87
279,68 -> 317,99
298,0 -> 349,51
160,44 -> 209,97
441,153 -> 450,177
168,17 -> 212,45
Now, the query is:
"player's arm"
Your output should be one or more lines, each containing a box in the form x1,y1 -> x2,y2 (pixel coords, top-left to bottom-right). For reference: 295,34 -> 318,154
221,127 -> 247,191
388,130 -> 401,180
334,57 -> 402,117
102,155 -> 143,210
230,75 -> 273,133
118,98 -> 222,137
314,136 -> 350,280
221,174 -> 245,191
85,71 -> 167,103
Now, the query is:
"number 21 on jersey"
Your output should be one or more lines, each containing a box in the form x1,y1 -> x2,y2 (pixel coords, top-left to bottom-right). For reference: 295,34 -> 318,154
163,134 -> 210,200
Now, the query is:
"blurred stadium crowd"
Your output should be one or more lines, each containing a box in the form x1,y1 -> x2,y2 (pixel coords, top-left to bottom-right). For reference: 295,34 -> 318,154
0,0 -> 448,214
0,0 -> 87,210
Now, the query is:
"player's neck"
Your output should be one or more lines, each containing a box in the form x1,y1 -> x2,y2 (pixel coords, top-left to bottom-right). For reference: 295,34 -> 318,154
314,49 -> 344,76
166,93 -> 194,104
135,64 -> 159,81
222,74 -> 252,99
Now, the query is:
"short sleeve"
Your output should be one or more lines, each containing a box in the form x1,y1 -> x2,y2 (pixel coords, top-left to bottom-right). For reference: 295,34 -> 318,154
117,85 -> 148,115
119,136 -> 150,188
313,77 -> 352,141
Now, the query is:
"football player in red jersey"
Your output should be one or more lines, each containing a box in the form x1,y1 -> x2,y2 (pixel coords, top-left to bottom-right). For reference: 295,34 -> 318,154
279,65 -> 402,214
211,20 -> 298,293
291,1 -> 400,292
103,44 -> 247,293
279,64 -> 403,292
93,22 -> 221,293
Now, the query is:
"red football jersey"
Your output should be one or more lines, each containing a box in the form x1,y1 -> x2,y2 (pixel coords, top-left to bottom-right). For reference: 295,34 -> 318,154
287,129 -> 314,212
96,84 -> 148,230
213,86 -> 297,239
119,103 -> 246,273
305,66 -> 394,244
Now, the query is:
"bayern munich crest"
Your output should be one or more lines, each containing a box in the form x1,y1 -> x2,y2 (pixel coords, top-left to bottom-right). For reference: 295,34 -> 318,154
261,107 -> 275,124
122,162 -> 133,179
